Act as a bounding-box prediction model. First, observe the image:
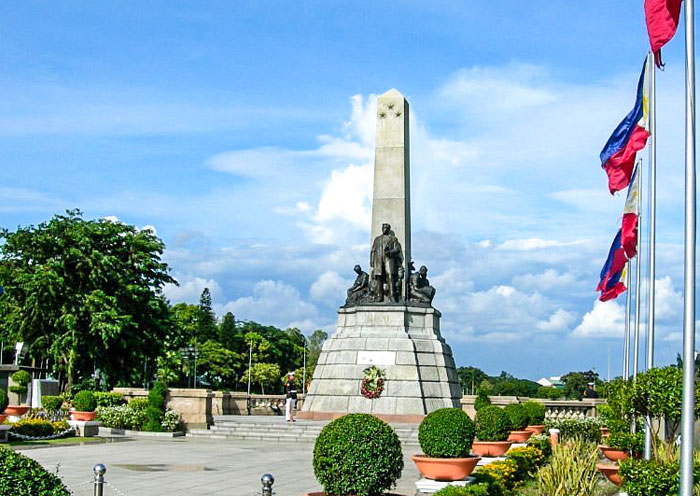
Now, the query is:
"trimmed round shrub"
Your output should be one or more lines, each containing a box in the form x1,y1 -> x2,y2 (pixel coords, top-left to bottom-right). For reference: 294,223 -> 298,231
72,390 -> 96,412
474,389 -> 491,412
503,403 -> 528,431
0,389 -> 8,413
9,370 -> 30,396
521,401 -> 546,425
93,392 -> 125,408
42,396 -> 63,413
143,381 -> 167,432
0,446 -> 70,495
418,408 -> 475,458
475,406 -> 511,442
313,413 -> 403,496
128,398 -> 149,412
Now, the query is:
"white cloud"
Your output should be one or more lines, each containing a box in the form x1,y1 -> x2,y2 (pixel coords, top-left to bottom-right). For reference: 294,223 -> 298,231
164,276 -> 222,305
537,308 -> 577,332
572,300 -> 625,338
221,280 -> 321,331
310,271 -> 350,306
512,269 -> 579,292
497,239 -> 584,251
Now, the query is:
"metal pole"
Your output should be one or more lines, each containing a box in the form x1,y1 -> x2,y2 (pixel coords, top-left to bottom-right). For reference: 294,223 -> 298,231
193,348 -> 197,389
623,268 -> 632,379
633,161 -> 643,381
247,341 -> 252,396
93,464 -> 106,496
302,338 -> 307,396
680,0 -> 697,492
645,50 -> 658,461
261,473 -> 275,496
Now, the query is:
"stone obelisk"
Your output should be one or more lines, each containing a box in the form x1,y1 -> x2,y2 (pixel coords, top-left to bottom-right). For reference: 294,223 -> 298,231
299,89 -> 462,422
371,89 -> 411,290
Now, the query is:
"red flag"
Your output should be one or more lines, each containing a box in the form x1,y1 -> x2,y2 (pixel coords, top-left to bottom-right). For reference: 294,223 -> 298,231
645,0 -> 683,67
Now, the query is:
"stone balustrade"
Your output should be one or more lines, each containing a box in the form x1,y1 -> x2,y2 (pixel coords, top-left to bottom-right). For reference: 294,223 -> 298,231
460,395 -> 605,419
112,388 -> 305,430
111,388 -> 603,430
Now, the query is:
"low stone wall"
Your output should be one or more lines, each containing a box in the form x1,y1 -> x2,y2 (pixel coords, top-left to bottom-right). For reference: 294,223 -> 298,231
112,388 -> 305,430
460,395 -> 605,419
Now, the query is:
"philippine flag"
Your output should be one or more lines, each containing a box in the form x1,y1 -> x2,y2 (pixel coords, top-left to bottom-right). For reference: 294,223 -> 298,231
600,63 -> 650,194
645,0 -> 683,67
621,166 -> 640,259
597,229 -> 628,302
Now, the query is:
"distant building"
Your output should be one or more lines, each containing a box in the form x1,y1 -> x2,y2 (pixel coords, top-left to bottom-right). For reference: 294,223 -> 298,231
536,376 -> 564,389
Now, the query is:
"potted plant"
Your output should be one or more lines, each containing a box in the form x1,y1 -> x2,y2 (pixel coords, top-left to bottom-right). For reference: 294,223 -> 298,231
0,389 -> 8,422
595,379 -> 639,464
71,390 -> 97,421
504,403 -> 532,443
308,413 -> 404,496
6,370 -> 31,416
411,408 -> 480,481
472,405 -> 513,457
522,400 -> 546,434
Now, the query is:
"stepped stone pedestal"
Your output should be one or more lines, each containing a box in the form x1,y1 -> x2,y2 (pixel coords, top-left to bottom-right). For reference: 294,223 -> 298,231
300,304 -> 461,421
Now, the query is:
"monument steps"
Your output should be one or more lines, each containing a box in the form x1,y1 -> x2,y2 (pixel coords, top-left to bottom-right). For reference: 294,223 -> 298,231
187,416 -> 420,445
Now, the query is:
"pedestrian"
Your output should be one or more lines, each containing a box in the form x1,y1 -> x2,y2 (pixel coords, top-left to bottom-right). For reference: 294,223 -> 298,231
285,372 -> 297,422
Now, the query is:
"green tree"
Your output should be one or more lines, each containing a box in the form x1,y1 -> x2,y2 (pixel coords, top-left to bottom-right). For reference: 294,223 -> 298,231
457,366 -> 488,395
219,312 -> 236,349
246,362 -> 281,394
197,340 -> 245,389
561,370 -> 601,400
0,210 -> 175,390
306,330 -> 328,367
197,288 -> 217,342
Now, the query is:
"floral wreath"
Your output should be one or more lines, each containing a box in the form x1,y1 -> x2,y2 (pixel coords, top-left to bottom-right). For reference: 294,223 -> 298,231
361,365 -> 385,399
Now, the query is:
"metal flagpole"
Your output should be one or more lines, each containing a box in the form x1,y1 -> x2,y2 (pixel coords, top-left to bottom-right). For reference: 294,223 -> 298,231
623,267 -> 631,379
679,0 -> 697,492
633,160 -> 643,381
644,50 -> 657,460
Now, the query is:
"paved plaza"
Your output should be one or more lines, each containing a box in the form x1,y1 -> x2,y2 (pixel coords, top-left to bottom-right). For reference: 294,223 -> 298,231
20,436 -> 422,496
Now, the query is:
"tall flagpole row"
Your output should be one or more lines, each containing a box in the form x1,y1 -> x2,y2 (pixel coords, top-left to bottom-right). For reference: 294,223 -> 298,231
623,266 -> 632,379
633,161 -> 643,381
680,0 -> 697,493
645,50 -> 657,461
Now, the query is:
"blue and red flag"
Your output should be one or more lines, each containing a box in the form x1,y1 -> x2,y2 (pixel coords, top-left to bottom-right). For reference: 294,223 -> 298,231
645,0 -> 683,67
597,229 -> 628,302
600,63 -> 650,194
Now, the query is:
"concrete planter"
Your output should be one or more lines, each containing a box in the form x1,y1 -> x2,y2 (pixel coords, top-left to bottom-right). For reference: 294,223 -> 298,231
596,463 -> 622,486
411,454 -> 480,481
525,425 -> 545,435
598,445 -> 629,462
71,411 -> 97,421
507,430 -> 532,443
471,441 -> 512,457
98,426 -> 184,438
4,405 -> 29,416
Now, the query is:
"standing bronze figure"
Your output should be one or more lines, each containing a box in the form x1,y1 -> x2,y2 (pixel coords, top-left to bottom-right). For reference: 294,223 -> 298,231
370,223 -> 403,302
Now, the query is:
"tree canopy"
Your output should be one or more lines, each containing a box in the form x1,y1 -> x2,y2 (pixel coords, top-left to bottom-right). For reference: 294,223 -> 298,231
0,210 -> 175,389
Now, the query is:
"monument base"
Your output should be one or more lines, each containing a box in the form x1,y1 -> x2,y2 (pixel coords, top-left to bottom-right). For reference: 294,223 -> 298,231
301,305 -> 461,419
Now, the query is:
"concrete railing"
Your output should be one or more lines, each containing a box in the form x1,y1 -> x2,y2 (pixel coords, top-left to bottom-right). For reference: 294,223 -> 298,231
112,388 -> 305,429
460,395 -> 605,419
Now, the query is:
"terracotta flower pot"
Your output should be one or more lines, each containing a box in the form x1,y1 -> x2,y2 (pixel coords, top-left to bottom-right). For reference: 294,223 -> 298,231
525,425 -> 545,435
471,441 -> 512,457
507,430 -> 533,443
596,463 -> 622,486
411,454 -> 481,481
4,405 -> 29,416
71,411 -> 97,421
598,445 -> 629,462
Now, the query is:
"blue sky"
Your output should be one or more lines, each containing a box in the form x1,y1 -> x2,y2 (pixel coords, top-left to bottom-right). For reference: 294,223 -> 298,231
1,2 -> 693,380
